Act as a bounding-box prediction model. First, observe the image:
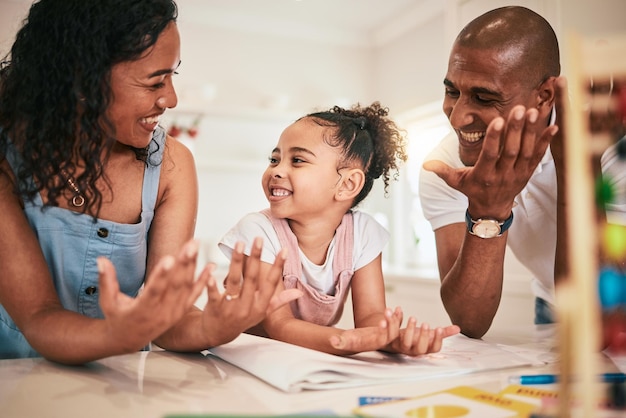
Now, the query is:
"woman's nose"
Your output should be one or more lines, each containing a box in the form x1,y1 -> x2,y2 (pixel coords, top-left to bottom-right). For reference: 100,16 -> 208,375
157,80 -> 178,110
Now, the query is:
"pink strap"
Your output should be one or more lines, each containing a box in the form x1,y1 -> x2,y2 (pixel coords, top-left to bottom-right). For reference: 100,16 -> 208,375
261,209 -> 354,326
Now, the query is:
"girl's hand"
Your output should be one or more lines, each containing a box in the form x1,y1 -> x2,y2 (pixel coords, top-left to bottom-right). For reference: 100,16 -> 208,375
387,318 -> 461,356
98,239 -> 207,353
200,237 -> 301,346
328,307 -> 404,353
329,307 -> 461,356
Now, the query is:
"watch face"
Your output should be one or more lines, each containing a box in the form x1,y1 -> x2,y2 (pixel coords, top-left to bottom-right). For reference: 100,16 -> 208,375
472,220 -> 501,238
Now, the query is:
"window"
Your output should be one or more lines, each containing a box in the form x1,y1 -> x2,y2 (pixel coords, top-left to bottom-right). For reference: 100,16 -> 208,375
361,101 -> 450,278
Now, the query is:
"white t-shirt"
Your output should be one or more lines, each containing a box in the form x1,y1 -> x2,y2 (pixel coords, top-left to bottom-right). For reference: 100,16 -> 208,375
419,130 -> 626,305
218,210 -> 389,295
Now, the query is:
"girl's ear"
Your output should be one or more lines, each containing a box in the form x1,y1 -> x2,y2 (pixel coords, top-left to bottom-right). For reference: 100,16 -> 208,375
336,168 -> 365,202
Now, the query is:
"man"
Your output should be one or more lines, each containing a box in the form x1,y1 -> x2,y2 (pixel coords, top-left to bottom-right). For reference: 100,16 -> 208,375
419,6 -> 564,338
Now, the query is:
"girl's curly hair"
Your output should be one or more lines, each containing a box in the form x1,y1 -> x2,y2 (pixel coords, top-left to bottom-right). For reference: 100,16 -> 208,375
0,0 -> 178,215
305,102 -> 408,207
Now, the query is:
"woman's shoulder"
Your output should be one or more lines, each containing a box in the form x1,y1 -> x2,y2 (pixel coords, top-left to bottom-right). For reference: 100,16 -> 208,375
162,132 -> 194,166
156,132 -> 196,187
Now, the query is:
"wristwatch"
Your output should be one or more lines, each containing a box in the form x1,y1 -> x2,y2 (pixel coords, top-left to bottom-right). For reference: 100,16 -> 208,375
465,210 -> 514,239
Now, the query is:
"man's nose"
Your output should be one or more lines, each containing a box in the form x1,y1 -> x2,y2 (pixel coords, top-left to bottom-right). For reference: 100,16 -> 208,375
446,98 -> 474,128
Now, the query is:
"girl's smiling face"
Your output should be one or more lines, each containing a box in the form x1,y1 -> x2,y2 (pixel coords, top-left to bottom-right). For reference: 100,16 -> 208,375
106,21 -> 180,149
262,118 -> 345,221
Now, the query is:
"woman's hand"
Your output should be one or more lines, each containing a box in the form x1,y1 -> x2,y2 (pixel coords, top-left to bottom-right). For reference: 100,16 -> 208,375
200,237 -> 302,347
98,239 -> 208,353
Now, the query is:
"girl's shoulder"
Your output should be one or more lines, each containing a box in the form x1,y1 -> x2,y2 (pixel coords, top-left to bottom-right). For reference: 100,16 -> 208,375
350,210 -> 389,234
350,209 -> 379,224
237,211 -> 275,230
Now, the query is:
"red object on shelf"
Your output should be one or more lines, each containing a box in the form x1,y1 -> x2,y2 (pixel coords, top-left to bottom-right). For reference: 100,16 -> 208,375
167,124 -> 182,137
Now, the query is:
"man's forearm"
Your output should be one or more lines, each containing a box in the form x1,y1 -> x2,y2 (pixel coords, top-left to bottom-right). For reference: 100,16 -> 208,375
440,233 -> 507,338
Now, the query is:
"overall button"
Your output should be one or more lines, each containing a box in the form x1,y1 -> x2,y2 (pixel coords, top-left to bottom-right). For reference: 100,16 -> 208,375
97,227 -> 109,238
85,286 -> 97,295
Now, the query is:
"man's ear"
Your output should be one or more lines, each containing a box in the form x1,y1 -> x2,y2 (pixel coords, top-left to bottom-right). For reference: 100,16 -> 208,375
536,76 -> 557,116
336,168 -> 365,201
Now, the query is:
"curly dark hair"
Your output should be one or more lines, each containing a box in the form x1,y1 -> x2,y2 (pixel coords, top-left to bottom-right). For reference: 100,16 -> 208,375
0,0 -> 178,215
305,102 -> 407,207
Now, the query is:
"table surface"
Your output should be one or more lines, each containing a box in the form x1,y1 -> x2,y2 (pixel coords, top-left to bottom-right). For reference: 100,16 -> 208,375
0,326 -> 568,418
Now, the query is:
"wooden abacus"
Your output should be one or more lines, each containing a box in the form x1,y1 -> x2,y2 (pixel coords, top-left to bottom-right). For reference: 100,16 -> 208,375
558,32 -> 626,417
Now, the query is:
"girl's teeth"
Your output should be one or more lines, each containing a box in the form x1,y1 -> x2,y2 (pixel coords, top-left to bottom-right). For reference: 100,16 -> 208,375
272,189 -> 290,196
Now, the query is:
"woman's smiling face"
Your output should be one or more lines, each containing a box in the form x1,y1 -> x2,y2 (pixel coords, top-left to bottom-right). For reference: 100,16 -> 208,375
106,21 -> 180,149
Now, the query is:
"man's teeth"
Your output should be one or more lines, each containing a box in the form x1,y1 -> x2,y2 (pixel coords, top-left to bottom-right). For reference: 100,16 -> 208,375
141,115 -> 160,124
460,131 -> 484,143
272,189 -> 291,196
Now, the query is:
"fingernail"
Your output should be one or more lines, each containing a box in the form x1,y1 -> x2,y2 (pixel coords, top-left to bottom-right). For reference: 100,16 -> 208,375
514,106 -> 525,120
493,118 -> 504,130
162,256 -> 175,270
187,240 -> 199,258
254,237 -> 262,249
528,109 -> 538,123
96,258 -> 105,274
235,242 -> 244,253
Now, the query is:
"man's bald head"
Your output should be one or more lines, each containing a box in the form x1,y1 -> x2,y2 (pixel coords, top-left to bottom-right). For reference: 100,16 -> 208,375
455,6 -> 560,88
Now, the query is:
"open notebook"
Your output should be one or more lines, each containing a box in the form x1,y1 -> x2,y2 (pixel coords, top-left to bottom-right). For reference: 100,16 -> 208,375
206,333 -> 549,393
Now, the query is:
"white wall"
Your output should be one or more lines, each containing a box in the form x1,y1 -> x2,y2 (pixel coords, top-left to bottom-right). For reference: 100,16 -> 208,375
173,19 -> 377,119
374,15 -> 447,113
372,0 -> 626,116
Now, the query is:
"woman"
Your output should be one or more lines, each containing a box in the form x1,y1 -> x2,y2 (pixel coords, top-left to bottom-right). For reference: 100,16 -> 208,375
0,0 -> 297,364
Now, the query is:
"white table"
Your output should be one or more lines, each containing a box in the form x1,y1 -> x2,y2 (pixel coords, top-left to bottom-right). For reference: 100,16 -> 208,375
0,326 -> 564,418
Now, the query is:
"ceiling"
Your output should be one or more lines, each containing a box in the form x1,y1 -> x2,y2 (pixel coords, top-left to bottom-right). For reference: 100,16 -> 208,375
175,0 -> 443,47
3,0 -> 442,48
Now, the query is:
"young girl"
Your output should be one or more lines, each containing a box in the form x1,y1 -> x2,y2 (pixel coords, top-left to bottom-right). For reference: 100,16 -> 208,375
219,102 -> 460,356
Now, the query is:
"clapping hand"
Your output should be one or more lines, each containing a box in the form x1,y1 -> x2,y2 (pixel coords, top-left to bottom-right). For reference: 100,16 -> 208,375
98,239 -> 208,353
200,237 -> 302,346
